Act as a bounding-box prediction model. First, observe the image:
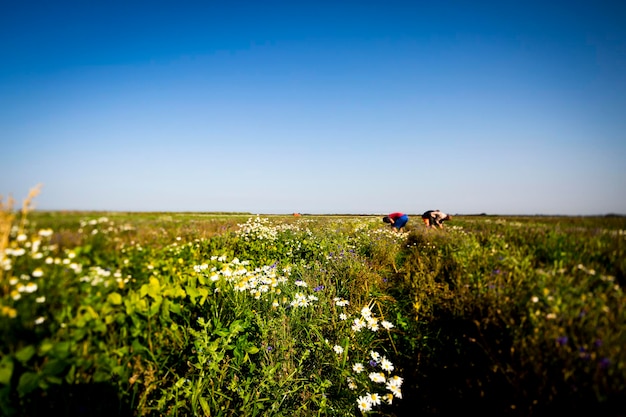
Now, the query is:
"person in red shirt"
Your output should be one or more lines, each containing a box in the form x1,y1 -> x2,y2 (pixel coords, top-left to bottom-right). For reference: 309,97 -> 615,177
382,212 -> 409,232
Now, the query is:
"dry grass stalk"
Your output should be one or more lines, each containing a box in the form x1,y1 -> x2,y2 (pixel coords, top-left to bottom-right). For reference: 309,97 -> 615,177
0,184 -> 42,285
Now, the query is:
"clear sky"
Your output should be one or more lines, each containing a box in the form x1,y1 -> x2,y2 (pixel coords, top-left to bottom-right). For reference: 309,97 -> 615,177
1,0 -> 625,215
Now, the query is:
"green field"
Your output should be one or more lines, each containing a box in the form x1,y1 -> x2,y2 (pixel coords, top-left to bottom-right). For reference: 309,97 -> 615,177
1,206 -> 625,416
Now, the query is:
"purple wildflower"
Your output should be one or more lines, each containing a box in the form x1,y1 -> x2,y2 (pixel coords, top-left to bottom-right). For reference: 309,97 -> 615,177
599,357 -> 610,369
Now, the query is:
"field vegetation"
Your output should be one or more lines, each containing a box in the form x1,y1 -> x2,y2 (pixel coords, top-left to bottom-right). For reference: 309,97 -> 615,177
1,187 -> 625,416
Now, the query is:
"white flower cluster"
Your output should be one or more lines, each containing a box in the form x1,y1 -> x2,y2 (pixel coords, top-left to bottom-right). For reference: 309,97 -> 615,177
194,257 -> 291,301
236,216 -> 279,242
79,266 -> 130,288
353,350 -> 404,411
289,292 -> 318,308
351,306 -> 394,333
2,228 -> 60,317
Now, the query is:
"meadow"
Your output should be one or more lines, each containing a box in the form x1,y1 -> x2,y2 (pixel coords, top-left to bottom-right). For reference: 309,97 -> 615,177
1,188 -> 625,416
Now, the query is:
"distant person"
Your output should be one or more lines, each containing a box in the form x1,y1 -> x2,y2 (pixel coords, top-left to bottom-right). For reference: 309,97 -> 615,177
382,212 -> 409,232
421,210 -> 452,229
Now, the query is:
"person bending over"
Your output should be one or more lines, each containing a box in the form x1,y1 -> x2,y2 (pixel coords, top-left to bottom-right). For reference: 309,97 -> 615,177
421,210 -> 452,229
382,212 -> 409,232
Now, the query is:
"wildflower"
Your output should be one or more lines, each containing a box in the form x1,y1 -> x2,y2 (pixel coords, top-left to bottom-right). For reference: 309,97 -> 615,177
386,382 -> 403,398
32,268 -> 43,278
290,293 -> 309,307
10,248 -> 25,256
361,306 -> 372,318
368,392 -> 382,406
36,296 -> 46,303
370,351 -> 381,361
387,375 -> 403,387
352,363 -> 364,373
333,345 -> 344,355
347,377 -> 357,390
357,396 -> 372,412
367,319 -> 379,332
339,313 -> 347,321
556,336 -> 568,346
34,316 -> 45,325
380,357 -> 394,372
599,357 -> 611,369
334,297 -> 349,307
38,228 -> 53,237
381,320 -> 394,330
294,280 -> 308,287
351,317 -> 366,332
2,306 -> 18,318
313,285 -> 324,292
369,372 -> 386,383
531,296 -> 539,303
17,234 -> 27,242
384,393 -> 394,404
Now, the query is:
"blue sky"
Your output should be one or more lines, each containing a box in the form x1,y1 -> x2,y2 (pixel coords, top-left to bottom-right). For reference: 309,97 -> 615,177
1,0 -> 625,215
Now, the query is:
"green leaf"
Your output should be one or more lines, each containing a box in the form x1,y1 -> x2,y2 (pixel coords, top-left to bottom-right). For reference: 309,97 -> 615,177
245,346 -> 260,355
229,320 -> 245,334
93,371 -> 111,383
15,345 -> 36,364
199,397 -> 211,416
197,287 -> 209,305
185,285 -> 199,305
112,365 -> 126,377
140,277 -> 162,300
107,292 -> 123,305
37,339 -> 54,356
169,302 -> 182,314
17,372 -> 39,396
0,356 -> 14,385
165,285 -> 186,299
42,359 -> 68,377
131,339 -> 148,354
65,365 -> 76,384
45,375 -> 63,385
51,341 -> 71,359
